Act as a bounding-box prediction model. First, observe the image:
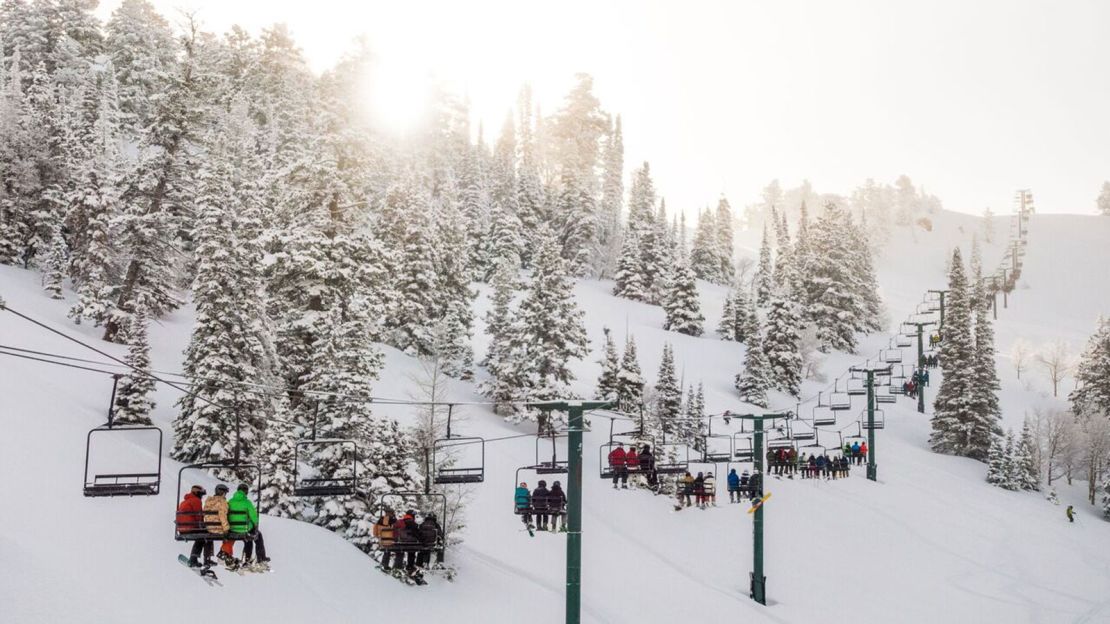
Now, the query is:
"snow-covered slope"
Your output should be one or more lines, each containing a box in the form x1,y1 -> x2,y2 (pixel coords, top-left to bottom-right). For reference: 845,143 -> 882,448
3,210 -> 1110,624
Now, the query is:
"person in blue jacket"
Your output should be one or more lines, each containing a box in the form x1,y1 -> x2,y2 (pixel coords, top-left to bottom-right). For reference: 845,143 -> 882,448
515,482 -> 532,527
726,468 -> 741,503
851,441 -> 861,464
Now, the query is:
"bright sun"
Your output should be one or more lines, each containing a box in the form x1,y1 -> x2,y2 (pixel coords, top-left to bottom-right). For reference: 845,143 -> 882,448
361,53 -> 434,135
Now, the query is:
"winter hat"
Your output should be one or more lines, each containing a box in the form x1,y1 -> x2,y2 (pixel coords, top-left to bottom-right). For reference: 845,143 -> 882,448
538,480 -> 546,487
237,483 -> 249,493
519,482 -> 527,487
190,485 -> 206,496
215,484 -> 229,495
553,481 -> 561,487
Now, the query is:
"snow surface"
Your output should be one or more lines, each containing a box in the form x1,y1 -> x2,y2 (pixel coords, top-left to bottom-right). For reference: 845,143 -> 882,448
2,210 -> 1110,623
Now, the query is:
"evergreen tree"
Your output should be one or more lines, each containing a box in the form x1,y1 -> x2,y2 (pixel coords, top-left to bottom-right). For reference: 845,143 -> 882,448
715,196 -> 735,283
762,290 -> 803,396
387,194 -> 439,356
105,0 -> 178,134
1070,316 -> 1110,415
596,327 -> 620,402
41,221 -> 65,298
689,207 -> 721,283
968,278 -> 1003,458
805,203 -> 864,352
617,334 -> 644,413
509,229 -> 589,421
1000,430 -> 1018,491
985,433 -> 1006,486
479,257 -> 520,414
595,114 -> 624,278
754,224 -> 773,306
612,229 -> 646,301
1097,181 -> 1110,217
717,287 -> 738,341
654,343 -> 683,440
1016,419 -> 1040,491
930,248 -> 979,458
112,303 -> 156,425
771,207 -> 793,292
257,402 -> 301,519
736,326 -> 771,408
662,254 -> 704,336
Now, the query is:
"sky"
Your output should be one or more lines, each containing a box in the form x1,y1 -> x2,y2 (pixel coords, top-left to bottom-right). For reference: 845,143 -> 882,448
95,0 -> 1110,216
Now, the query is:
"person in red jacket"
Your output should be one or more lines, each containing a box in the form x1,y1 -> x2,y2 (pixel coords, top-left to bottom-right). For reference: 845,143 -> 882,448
607,443 -> 628,489
176,485 -> 214,567
859,441 -> 869,465
625,446 -> 640,487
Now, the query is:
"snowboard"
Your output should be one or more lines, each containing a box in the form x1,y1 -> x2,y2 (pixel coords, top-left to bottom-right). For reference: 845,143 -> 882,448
178,554 -> 220,586
746,492 -> 772,514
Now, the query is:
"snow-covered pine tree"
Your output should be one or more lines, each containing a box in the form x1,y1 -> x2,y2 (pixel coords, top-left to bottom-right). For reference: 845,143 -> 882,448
662,252 -> 704,336
762,288 -> 803,396
595,114 -> 624,278
654,342 -> 683,441
171,101 -> 271,468
930,248 -> 978,458
41,221 -> 66,298
715,196 -> 735,283
111,303 -> 156,425
1000,430 -> 1018,491
967,273 -> 1003,460
791,200 -> 812,303
986,433 -> 1006,487
845,211 -> 883,333
612,228 -> 646,301
1016,419 -> 1040,491
479,257 -> 520,414
648,199 -> 674,305
1070,316 -> 1110,415
553,169 -> 596,276
805,203 -> 863,353
67,68 -> 124,326
754,223 -> 773,307
771,207 -> 794,292
689,207 -> 721,283
596,327 -> 620,402
508,229 -> 589,422
104,0 -> 179,135
387,194 -> 439,357
432,186 -> 475,378
736,323 -> 771,408
717,287 -> 738,341
617,334 -> 644,413
257,400 -> 302,520
737,289 -> 760,344
104,22 -> 205,342
1102,473 -> 1110,519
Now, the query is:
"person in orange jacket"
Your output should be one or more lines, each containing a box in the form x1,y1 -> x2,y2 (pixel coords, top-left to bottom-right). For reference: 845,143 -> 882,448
859,441 -> 869,464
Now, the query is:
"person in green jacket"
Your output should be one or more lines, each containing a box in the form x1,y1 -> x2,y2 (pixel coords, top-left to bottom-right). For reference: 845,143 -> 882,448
228,484 -> 269,565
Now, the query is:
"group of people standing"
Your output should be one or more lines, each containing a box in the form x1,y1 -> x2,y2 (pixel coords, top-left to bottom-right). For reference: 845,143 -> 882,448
176,483 -> 269,570
606,442 -> 658,489
514,479 -> 568,531
373,508 -> 442,576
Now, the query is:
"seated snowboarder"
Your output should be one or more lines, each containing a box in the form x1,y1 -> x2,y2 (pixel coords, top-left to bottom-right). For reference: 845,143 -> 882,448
532,480 -> 551,530
608,443 -> 628,488
202,484 -> 233,564
228,483 -> 269,568
373,508 -> 398,570
548,481 -> 568,531
417,513 -> 441,569
515,482 -> 532,527
177,485 -> 213,568
393,510 -> 420,574
727,468 -> 741,503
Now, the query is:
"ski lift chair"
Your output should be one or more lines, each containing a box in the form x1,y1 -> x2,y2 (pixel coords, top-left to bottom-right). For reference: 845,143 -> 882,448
828,391 -> 852,412
600,439 -> 652,479
846,377 -> 867,396
292,439 -> 359,496
732,434 -> 754,462
812,404 -> 837,426
174,462 -> 262,543
789,420 -> 816,441
535,433 -> 569,475
432,436 -> 486,484
880,349 -> 903,363
701,434 -> 735,463
860,410 -> 886,430
378,492 -> 449,564
654,442 -> 691,475
83,423 -> 164,497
